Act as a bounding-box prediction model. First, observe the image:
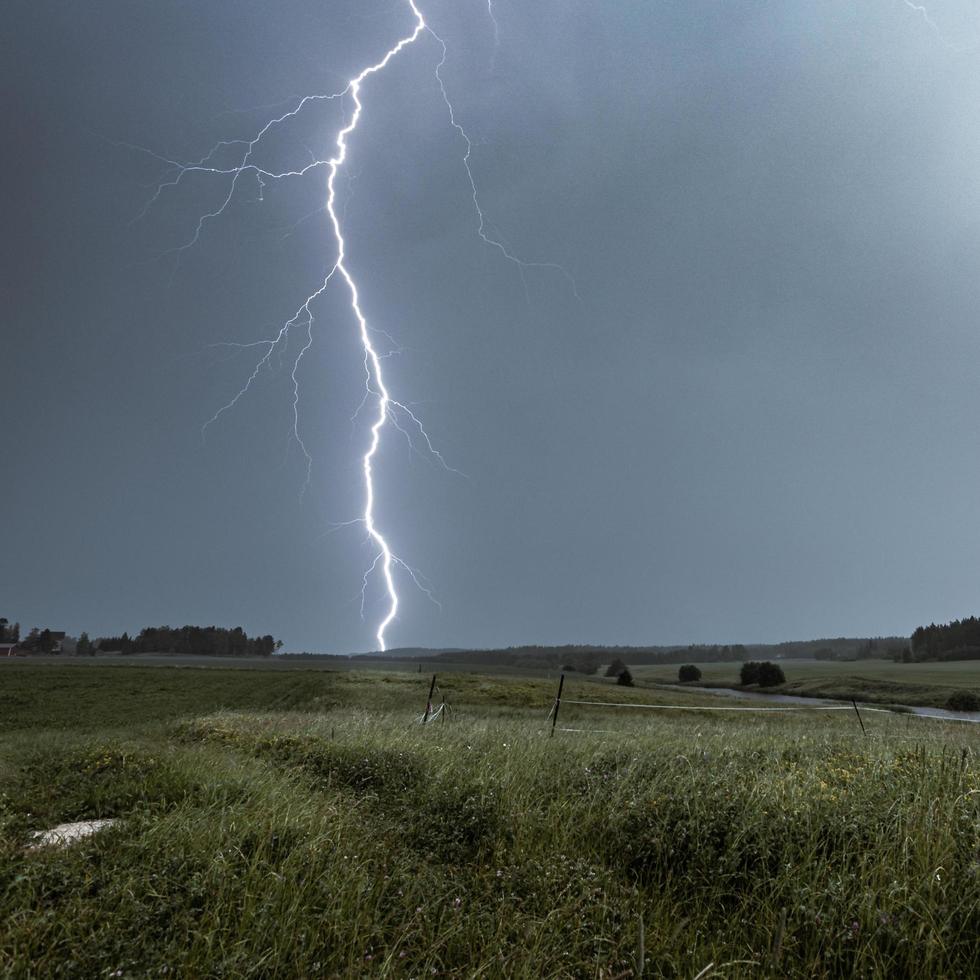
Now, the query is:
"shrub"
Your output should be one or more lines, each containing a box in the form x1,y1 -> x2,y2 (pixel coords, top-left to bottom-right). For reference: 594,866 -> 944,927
946,690 -> 980,712
739,661 -> 784,687
757,661 -> 786,687
616,669 -> 634,687
605,657 -> 627,678
678,664 -> 701,683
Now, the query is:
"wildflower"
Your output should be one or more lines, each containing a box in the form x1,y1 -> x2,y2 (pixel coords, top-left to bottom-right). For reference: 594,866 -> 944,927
453,896 -> 462,909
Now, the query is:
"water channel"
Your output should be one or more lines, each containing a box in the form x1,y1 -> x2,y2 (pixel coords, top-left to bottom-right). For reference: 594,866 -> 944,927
654,683 -> 980,724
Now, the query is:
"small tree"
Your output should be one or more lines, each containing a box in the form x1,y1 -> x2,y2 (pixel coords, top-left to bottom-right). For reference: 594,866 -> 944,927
77,632 -> 92,657
22,628 -> 55,654
740,661 -> 761,685
678,664 -> 702,682
616,668 -> 634,687
757,661 -> 786,687
605,657 -> 627,678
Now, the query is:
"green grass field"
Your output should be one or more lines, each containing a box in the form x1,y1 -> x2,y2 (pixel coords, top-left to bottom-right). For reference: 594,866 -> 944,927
1,662 -> 978,977
634,658 -> 980,709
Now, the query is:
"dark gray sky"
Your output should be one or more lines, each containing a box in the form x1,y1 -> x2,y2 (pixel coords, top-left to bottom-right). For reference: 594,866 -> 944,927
4,1 -> 980,652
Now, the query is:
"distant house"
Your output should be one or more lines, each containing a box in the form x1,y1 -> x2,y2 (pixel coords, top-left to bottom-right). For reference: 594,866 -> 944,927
0,643 -> 18,657
47,631 -> 67,654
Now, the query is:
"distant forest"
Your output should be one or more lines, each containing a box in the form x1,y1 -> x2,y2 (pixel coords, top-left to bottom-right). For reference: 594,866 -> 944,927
910,617 -> 980,662
425,638 -> 909,673
431,644 -> 749,674
98,626 -> 280,657
424,637 -> 908,674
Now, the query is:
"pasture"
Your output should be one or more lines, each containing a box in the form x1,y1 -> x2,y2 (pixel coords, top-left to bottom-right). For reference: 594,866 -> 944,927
634,658 -> 980,709
0,662 -> 978,977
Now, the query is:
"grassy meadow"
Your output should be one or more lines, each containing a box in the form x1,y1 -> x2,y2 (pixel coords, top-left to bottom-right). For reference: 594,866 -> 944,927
634,658 -> 980,709
1,661 -> 978,978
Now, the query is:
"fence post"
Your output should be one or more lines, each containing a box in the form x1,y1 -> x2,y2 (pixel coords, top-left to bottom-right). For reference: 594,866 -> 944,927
550,673 -> 565,737
851,699 -> 866,735
421,673 -> 437,725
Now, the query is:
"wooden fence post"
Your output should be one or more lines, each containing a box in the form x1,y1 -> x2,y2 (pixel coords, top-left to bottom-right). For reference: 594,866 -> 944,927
851,699 -> 866,735
421,674 -> 437,725
550,673 -> 565,737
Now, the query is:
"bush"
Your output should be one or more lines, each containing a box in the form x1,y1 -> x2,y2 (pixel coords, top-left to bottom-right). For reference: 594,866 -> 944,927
616,669 -> 634,687
757,661 -> 786,687
740,661 -> 785,687
605,657 -> 627,678
678,664 -> 701,683
946,690 -> 980,712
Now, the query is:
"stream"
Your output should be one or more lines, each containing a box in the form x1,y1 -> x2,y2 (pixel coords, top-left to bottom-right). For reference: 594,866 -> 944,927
654,684 -> 980,724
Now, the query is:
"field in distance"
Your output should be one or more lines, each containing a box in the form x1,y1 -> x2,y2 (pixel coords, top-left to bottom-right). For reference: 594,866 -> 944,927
634,658 -> 980,709
1,661 -> 978,978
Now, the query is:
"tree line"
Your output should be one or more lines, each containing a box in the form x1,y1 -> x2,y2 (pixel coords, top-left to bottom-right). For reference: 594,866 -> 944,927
437,643 -> 751,671
909,617 -> 980,662
95,626 -> 281,657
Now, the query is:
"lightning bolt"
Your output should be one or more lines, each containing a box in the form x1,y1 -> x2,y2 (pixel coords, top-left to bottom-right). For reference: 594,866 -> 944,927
321,2 -> 428,650
131,0 -> 576,651
487,0 -> 501,71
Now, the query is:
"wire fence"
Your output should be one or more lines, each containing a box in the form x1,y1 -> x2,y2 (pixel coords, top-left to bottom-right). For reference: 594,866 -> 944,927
412,672 -> 980,738
543,677 -> 980,737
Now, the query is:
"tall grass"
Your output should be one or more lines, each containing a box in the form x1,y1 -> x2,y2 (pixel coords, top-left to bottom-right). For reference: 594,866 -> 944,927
0,667 -> 977,977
